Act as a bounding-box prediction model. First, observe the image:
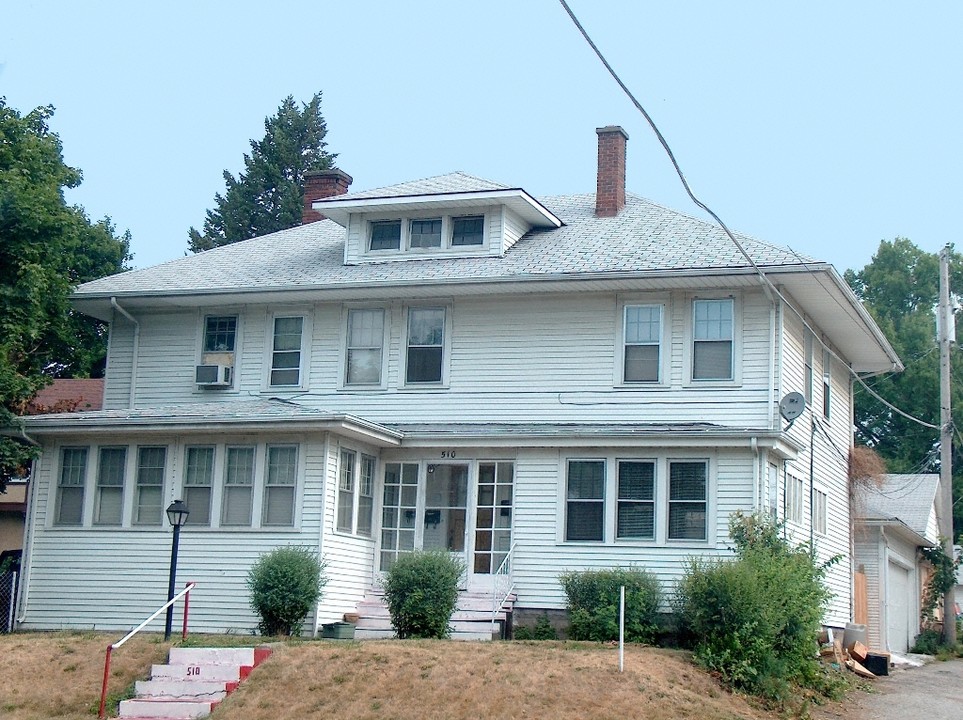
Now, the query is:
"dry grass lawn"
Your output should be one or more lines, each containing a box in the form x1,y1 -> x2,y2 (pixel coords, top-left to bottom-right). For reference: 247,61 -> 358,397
0,633 -> 801,720
0,631 -> 171,719
212,640 -> 775,720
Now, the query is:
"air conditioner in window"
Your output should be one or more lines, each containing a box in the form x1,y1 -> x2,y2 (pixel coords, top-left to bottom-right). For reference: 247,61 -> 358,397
195,364 -> 232,388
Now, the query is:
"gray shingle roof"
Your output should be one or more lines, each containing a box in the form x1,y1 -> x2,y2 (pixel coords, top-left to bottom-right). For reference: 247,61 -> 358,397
76,188 -> 817,297
321,171 -> 511,201
855,473 -> 940,538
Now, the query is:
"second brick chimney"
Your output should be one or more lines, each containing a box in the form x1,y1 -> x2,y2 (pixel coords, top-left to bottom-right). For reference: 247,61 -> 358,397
595,126 -> 628,217
302,169 -> 353,224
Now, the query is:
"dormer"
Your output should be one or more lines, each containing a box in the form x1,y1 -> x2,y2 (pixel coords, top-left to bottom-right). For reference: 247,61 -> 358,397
312,172 -> 562,265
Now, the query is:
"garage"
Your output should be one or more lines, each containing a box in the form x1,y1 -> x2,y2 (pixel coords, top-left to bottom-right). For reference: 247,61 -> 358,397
886,559 -> 913,653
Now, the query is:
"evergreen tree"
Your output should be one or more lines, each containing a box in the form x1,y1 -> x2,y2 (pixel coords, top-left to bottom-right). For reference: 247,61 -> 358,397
0,98 -> 131,488
188,92 -> 336,252
845,238 -> 963,534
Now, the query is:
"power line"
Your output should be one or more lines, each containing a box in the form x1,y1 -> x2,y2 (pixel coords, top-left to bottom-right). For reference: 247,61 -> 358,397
559,0 -> 938,433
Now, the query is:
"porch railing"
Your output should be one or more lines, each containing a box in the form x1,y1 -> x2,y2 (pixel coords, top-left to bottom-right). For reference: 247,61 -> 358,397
491,542 -> 516,635
97,582 -> 196,719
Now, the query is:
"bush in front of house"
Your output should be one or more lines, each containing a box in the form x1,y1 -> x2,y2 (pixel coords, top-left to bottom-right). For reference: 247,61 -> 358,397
558,567 -> 662,643
675,512 -> 835,700
247,546 -> 327,636
382,550 -> 464,639
513,613 -> 559,640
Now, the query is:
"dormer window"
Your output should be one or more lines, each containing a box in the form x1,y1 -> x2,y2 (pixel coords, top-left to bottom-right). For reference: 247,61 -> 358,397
409,218 -> 442,249
451,215 -> 484,246
369,220 -> 401,251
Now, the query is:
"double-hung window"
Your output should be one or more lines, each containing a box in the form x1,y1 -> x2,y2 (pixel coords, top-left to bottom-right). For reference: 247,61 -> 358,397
94,447 -> 126,525
667,461 -> 707,540
357,455 -> 375,537
617,461 -> 655,539
822,349 -> 832,419
565,460 -> 605,541
787,474 -> 804,524
623,304 -> 662,383
263,445 -> 297,526
692,299 -> 734,380
134,447 -> 166,525
406,307 -> 446,384
56,447 -> 88,525
337,449 -> 356,533
184,446 -> 214,526
204,316 -> 237,353
270,316 -> 304,387
345,308 -> 385,386
813,488 -> 828,536
222,446 -> 255,525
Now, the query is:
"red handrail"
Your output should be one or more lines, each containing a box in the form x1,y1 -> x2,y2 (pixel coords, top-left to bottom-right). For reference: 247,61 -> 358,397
98,582 -> 196,719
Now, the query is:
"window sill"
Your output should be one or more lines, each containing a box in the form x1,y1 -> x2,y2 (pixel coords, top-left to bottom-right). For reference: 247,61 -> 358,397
331,530 -> 376,541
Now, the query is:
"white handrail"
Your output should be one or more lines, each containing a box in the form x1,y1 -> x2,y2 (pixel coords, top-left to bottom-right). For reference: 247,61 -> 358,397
98,582 -> 197,718
490,543 -> 516,635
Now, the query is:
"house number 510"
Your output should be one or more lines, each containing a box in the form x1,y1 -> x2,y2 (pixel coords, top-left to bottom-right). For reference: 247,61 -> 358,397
440,451 -> 457,459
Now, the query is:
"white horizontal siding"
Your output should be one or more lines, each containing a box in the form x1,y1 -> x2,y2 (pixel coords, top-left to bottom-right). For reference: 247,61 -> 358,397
103,317 -> 134,410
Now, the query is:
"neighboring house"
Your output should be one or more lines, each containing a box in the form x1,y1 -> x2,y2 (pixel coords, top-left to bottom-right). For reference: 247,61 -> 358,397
853,473 -> 940,653
15,126 -> 900,635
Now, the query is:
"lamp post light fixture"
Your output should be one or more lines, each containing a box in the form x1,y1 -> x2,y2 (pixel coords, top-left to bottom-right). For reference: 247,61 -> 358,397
164,499 -> 189,640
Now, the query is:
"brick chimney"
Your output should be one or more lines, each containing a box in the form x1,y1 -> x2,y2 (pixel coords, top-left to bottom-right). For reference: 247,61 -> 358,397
302,169 -> 353,224
595,126 -> 628,217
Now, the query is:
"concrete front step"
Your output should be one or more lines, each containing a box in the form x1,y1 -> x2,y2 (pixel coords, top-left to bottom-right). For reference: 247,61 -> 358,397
118,646 -> 272,719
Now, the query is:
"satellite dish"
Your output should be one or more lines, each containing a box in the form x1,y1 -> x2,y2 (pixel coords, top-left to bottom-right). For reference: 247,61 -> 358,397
779,392 -> 806,422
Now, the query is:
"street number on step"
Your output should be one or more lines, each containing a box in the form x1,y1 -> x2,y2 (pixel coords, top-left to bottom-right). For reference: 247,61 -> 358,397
187,666 -> 201,676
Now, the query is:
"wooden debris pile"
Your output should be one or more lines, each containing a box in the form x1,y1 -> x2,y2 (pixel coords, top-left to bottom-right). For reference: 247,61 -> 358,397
819,635 -> 890,678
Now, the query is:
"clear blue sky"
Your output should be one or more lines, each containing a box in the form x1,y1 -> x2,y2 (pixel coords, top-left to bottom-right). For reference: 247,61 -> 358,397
3,1 -> 960,274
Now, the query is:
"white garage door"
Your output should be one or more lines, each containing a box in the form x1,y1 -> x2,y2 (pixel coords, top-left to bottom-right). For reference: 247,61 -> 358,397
886,560 -> 912,653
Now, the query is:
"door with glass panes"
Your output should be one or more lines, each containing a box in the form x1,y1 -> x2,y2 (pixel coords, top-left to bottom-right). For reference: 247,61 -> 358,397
378,460 -> 513,591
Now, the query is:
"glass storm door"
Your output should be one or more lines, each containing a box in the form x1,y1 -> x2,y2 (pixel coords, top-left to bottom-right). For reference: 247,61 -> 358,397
472,462 -> 514,586
422,463 -> 469,562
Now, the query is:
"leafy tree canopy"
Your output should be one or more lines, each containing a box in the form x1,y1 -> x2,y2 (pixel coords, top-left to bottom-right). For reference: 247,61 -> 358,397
188,92 -> 336,252
845,238 -> 963,533
0,97 -> 131,488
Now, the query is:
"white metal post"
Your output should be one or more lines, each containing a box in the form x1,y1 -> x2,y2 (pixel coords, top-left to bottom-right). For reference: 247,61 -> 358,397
619,585 -> 625,673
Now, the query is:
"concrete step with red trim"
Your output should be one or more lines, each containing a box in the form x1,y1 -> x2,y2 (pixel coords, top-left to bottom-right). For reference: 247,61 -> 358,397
118,646 -> 272,719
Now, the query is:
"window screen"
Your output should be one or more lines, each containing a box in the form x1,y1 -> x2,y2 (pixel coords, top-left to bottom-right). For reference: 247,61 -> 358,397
263,445 -> 297,526
184,446 -> 214,526
56,447 -> 88,525
221,446 -> 255,525
346,309 -> 384,385
668,461 -> 707,540
406,308 -> 445,383
566,460 -> 604,541
135,447 -> 166,525
95,447 -> 126,525
624,305 -> 662,382
617,460 -> 655,539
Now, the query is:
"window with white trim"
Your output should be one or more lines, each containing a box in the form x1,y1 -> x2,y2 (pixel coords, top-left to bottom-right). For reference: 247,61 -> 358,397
345,308 -> 385,386
221,446 -> 255,526
134,447 -> 166,525
204,315 -> 237,353
270,316 -> 305,387
667,461 -> 707,540
94,447 -> 126,526
623,304 -> 662,383
566,460 -> 605,541
406,307 -> 446,384
787,474 -> 804,524
822,348 -> 831,419
617,460 -> 655,539
368,214 -> 487,255
337,449 -> 356,533
358,454 -> 375,537
692,299 -> 734,380
56,447 -> 88,526
813,487 -> 828,535
183,446 -> 214,526
263,445 -> 297,526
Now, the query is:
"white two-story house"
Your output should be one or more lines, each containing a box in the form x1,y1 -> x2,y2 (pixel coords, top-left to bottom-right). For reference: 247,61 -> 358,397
16,126 -> 899,635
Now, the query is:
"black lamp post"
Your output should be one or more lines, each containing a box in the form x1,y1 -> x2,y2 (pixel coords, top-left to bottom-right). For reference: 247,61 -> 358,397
164,499 -> 189,640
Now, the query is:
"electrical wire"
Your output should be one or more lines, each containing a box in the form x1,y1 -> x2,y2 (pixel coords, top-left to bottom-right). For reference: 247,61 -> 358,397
558,0 -> 940,434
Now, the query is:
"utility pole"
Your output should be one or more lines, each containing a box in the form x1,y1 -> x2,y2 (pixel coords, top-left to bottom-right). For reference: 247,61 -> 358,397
938,245 -> 956,646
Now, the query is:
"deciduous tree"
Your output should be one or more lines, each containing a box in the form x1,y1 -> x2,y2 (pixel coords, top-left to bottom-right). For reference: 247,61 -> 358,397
0,98 -> 130,488
188,93 -> 336,252
846,238 -> 963,534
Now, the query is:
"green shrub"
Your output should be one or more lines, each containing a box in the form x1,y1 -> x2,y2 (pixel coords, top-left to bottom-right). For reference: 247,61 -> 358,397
247,546 -> 326,636
382,550 -> 463,639
558,567 -> 662,643
675,513 -> 835,700
514,613 -> 559,640
911,628 -> 942,655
